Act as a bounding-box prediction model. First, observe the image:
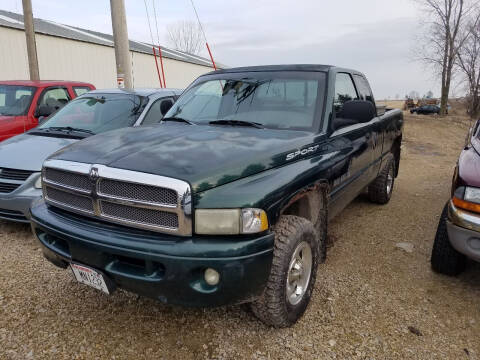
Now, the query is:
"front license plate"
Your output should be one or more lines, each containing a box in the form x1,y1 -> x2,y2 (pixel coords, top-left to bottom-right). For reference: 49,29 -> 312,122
70,263 -> 110,294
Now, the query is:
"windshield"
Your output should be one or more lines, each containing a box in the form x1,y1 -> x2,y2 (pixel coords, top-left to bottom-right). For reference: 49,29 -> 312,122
0,85 -> 36,116
38,93 -> 148,134
165,71 -> 326,131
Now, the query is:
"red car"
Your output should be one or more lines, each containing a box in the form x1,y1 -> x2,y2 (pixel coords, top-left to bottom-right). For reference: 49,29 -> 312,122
0,80 -> 95,142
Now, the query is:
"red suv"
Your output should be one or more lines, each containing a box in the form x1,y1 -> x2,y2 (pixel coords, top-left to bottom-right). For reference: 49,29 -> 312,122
0,80 -> 95,142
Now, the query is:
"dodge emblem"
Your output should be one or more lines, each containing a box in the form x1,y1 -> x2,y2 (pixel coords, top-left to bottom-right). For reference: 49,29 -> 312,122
89,167 -> 99,181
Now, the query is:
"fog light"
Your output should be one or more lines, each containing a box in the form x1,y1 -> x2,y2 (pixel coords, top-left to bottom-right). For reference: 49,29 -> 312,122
204,268 -> 220,286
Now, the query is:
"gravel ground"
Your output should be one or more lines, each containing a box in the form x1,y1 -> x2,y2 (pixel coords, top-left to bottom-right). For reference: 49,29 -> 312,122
1,114 -> 479,359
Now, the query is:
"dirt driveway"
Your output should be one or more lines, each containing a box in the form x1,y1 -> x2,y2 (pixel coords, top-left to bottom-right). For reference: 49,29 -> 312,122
1,114 -> 479,359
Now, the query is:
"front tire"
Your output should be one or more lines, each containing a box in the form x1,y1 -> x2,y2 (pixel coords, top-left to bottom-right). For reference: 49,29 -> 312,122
368,157 -> 395,204
431,203 -> 466,275
250,215 -> 320,328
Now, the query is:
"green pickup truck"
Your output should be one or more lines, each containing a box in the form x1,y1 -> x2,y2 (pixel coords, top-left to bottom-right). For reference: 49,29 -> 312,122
30,65 -> 403,327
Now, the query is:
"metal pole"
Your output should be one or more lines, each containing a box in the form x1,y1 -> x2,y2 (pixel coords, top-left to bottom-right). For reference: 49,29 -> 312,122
157,47 -> 166,88
110,0 -> 133,89
22,0 -> 39,80
152,47 -> 163,88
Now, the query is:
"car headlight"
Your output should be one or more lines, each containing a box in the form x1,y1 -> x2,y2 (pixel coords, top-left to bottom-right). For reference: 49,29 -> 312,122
464,187 -> 480,204
195,208 -> 268,235
453,186 -> 480,214
34,174 -> 42,189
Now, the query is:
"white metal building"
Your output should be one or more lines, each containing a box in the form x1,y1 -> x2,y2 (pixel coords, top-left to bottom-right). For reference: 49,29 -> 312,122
0,10 -> 220,89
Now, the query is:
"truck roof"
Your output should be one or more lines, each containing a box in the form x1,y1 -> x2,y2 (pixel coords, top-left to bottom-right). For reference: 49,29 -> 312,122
0,80 -> 94,87
205,64 -> 363,76
84,88 -> 182,97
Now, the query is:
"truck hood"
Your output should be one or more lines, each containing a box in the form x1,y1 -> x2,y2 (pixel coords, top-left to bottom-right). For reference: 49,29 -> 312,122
0,133 -> 78,171
51,124 -> 316,192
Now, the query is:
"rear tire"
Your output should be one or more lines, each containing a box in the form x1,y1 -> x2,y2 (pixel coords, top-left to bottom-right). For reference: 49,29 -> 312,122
250,215 -> 320,328
431,203 -> 466,276
368,157 -> 395,204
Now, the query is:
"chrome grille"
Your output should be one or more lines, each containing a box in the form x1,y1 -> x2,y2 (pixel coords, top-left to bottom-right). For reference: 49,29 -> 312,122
42,160 -> 192,236
44,168 -> 91,191
100,201 -> 179,228
98,179 -> 177,205
45,187 -> 94,213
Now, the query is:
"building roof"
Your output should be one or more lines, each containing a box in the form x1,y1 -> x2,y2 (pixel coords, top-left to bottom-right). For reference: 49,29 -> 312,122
0,9 -> 219,69
0,80 -> 93,86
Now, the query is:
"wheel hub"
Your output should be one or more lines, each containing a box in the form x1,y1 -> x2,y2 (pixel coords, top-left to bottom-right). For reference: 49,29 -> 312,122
286,241 -> 312,305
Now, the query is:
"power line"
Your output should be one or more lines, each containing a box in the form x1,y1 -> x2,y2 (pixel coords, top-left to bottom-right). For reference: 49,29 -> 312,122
189,0 -> 218,70
143,0 -> 155,46
189,0 -> 207,42
152,0 -> 161,46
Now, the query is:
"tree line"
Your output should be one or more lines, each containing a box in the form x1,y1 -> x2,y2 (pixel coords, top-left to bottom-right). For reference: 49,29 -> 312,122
417,0 -> 480,117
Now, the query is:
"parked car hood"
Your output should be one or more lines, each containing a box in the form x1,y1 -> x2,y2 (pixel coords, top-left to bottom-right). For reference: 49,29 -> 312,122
0,133 -> 77,171
50,124 -> 317,192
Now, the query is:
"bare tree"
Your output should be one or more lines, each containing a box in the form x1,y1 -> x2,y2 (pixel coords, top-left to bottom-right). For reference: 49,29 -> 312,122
166,20 -> 203,55
415,0 -> 475,115
457,13 -> 480,117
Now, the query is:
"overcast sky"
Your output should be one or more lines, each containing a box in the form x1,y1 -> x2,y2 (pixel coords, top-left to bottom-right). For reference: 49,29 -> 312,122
2,0 -> 444,99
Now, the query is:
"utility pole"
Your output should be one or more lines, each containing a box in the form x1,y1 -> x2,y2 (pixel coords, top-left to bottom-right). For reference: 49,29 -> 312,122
110,0 -> 133,89
22,0 -> 39,80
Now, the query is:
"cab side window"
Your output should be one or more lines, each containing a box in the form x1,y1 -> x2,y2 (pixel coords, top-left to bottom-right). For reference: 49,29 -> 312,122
39,87 -> 70,110
141,98 -> 174,126
334,73 -> 359,115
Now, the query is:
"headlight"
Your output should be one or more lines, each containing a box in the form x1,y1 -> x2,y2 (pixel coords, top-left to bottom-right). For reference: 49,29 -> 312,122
34,174 -> 42,189
464,187 -> 480,204
453,186 -> 480,214
195,208 -> 268,235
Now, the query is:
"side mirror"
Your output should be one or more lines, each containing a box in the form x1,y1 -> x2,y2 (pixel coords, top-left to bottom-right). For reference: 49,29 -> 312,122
35,105 -> 54,118
331,100 -> 377,131
340,100 -> 377,123
160,100 -> 173,116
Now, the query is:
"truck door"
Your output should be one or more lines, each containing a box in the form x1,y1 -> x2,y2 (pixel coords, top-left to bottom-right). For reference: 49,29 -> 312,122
328,72 -> 375,216
353,74 -> 383,180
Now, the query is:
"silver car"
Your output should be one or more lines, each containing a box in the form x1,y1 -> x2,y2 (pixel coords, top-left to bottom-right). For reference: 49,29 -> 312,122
0,88 -> 182,222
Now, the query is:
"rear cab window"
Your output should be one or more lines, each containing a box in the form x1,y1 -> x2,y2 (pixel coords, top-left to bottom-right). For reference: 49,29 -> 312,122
353,75 -> 374,104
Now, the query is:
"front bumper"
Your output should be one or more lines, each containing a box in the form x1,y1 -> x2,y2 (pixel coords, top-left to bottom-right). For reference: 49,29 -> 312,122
447,201 -> 480,262
0,174 -> 41,223
31,200 -> 274,307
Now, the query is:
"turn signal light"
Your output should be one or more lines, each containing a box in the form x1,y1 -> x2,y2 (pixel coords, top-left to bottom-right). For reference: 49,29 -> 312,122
452,197 -> 480,214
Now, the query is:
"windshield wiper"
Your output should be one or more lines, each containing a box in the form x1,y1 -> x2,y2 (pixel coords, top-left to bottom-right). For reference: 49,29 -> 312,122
209,119 -> 264,129
162,117 -> 195,125
47,126 -> 96,135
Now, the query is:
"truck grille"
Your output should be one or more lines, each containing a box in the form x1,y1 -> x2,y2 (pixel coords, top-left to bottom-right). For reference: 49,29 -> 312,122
45,187 -> 94,213
98,179 -> 177,205
44,168 -> 90,191
0,168 -> 34,181
42,160 -> 192,235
